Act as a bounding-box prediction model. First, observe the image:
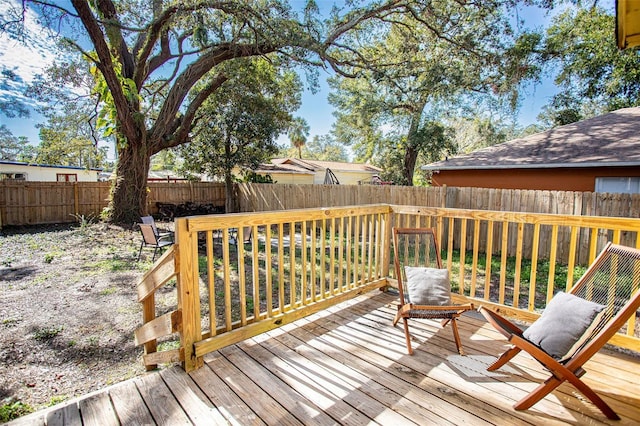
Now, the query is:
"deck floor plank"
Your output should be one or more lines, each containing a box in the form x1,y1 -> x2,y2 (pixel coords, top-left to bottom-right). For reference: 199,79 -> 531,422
44,402 -> 80,426
236,335 -> 375,425
204,347 -> 304,425
190,360 -> 267,425
270,320 -> 485,425
77,392 -> 119,426
8,290 -> 640,426
285,311 -> 533,426
134,370 -> 193,425
108,380 -> 156,425
159,366 -> 228,425
218,343 -> 337,425
251,330 -> 415,425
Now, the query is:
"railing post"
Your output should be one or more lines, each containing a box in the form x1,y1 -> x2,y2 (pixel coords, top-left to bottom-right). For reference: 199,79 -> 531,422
176,217 -> 203,372
381,206 -> 392,281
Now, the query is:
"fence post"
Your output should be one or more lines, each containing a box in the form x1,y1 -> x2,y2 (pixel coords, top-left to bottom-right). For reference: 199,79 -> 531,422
74,182 -> 79,216
176,217 -> 203,372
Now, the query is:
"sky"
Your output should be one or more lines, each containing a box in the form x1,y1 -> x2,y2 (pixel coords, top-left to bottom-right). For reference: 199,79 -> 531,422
0,0 -> 559,161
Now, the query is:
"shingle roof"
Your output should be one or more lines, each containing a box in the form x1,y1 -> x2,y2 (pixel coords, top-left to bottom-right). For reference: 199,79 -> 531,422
271,158 -> 382,173
422,107 -> 640,171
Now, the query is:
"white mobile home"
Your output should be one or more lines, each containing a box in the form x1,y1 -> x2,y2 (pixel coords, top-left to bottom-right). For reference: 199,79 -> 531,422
0,161 -> 101,182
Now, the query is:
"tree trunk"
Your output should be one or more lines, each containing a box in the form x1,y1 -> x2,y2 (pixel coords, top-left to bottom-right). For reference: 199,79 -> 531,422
224,171 -> 235,213
108,142 -> 150,224
402,111 -> 422,186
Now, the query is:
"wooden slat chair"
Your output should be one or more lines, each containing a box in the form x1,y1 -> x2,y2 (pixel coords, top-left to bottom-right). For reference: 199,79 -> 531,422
479,242 -> 640,420
138,223 -> 174,261
392,227 -> 474,355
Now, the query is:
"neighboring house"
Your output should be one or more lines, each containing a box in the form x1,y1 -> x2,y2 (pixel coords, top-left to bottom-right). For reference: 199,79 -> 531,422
253,158 -> 383,185
422,107 -> 640,194
0,161 -> 101,182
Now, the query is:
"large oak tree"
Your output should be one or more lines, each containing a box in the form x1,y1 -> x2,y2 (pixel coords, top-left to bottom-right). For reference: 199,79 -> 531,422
5,1 -> 548,218
6,0 -> 414,222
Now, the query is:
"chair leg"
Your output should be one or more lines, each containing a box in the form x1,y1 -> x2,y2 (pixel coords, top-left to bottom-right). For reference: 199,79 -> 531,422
515,370 -> 620,420
487,346 -> 521,371
393,308 -> 402,326
402,318 -> 413,355
450,318 -> 465,356
152,246 -> 158,261
137,242 -> 144,261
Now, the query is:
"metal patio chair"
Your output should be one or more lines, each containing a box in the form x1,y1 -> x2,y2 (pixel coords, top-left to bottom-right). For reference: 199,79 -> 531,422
138,223 -> 174,261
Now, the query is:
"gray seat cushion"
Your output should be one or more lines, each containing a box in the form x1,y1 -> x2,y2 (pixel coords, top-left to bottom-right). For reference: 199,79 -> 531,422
522,291 -> 606,361
404,266 -> 451,306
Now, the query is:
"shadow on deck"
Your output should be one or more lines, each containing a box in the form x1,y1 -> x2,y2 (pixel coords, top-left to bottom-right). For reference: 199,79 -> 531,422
10,291 -> 640,425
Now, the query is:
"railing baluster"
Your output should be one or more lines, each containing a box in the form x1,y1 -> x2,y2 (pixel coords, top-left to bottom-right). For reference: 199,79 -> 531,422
499,221 -> 509,306
470,219 -> 480,298
459,218 -> 467,295
222,229 -> 232,332
206,230 -> 216,336
302,220 -> 308,304
266,225 -> 273,317
513,223 -> 524,308
528,223 -> 541,311
547,225 -> 559,303
484,221 -> 494,301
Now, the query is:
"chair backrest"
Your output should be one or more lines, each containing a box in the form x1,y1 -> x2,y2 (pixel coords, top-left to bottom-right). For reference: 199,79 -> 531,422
141,215 -> 159,236
566,242 -> 640,366
139,223 -> 159,245
392,227 -> 443,304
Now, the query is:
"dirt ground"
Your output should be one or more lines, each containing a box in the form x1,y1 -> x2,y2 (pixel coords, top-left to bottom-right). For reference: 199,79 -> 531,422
0,221 -> 163,416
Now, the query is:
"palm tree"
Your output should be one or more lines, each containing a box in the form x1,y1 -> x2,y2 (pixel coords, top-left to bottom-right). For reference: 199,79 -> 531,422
288,117 -> 309,159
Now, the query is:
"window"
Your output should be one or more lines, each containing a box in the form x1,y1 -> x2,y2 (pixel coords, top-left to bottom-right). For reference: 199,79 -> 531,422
56,173 -> 78,182
0,172 -> 27,181
595,177 -> 640,194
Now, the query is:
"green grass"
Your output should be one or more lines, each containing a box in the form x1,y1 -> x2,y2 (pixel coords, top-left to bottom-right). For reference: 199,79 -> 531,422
0,401 -> 33,422
88,257 -> 137,272
33,326 -> 64,341
99,287 -> 118,296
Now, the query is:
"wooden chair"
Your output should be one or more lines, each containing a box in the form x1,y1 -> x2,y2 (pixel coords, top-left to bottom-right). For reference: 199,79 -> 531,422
138,223 -> 174,261
392,227 -> 474,355
479,242 -> 640,420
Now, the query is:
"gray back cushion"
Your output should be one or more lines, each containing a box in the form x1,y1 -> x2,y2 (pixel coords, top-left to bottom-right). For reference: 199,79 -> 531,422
522,291 -> 606,361
404,266 -> 451,306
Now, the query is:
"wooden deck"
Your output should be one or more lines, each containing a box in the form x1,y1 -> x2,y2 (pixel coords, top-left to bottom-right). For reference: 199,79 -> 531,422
10,291 -> 640,425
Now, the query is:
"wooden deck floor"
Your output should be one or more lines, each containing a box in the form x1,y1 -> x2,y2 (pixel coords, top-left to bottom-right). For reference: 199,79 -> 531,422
10,291 -> 640,425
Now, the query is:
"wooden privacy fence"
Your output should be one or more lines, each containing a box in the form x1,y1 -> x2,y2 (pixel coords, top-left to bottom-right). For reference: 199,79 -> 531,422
2,181 -> 640,227
0,181 -> 226,226
135,204 -> 640,373
237,183 -> 640,219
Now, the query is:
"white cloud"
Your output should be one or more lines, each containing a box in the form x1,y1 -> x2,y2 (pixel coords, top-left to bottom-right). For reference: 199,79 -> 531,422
0,0 -> 63,105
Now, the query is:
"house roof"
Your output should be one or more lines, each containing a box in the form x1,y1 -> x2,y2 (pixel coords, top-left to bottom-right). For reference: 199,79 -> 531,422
422,107 -> 640,171
270,158 -> 382,173
0,160 -> 102,172
252,162 -> 313,175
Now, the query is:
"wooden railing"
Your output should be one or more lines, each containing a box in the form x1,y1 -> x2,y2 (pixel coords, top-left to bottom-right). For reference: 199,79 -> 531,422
391,205 -> 640,351
135,204 -> 640,372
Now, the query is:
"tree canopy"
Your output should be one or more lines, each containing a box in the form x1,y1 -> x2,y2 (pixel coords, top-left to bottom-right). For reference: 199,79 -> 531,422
7,0 -> 480,221
328,1 -> 542,185
537,6 -> 640,125
178,57 -> 301,212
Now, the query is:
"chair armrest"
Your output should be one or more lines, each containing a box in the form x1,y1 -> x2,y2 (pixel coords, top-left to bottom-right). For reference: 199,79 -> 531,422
478,306 -> 524,340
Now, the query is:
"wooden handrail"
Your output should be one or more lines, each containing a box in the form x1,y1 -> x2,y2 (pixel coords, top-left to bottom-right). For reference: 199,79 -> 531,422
136,204 -> 640,373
